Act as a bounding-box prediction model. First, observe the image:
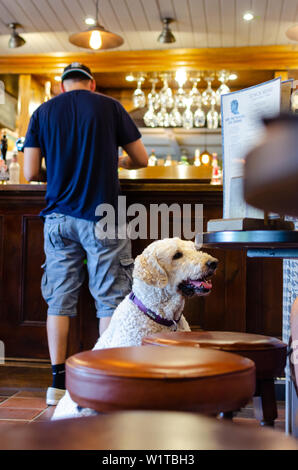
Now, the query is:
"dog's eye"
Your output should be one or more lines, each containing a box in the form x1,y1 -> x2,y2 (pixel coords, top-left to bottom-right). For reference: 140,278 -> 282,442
173,251 -> 183,260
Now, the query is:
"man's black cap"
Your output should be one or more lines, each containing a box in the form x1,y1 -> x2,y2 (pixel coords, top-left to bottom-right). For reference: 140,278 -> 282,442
61,62 -> 94,81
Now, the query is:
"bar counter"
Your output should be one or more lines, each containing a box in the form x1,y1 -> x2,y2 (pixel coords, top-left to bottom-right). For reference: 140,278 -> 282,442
0,180 -> 282,361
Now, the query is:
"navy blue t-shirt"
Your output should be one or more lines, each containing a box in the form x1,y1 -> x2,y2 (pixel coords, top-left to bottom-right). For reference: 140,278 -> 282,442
24,90 -> 141,221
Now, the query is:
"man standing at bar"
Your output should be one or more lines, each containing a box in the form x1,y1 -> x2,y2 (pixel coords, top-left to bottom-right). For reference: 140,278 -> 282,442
23,63 -> 148,405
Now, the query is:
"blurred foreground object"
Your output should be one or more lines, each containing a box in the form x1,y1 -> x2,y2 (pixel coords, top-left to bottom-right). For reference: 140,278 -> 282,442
0,411 -> 297,450
244,114 -> 298,218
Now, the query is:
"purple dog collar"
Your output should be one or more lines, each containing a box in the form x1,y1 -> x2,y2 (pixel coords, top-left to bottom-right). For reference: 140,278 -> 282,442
129,292 -> 180,330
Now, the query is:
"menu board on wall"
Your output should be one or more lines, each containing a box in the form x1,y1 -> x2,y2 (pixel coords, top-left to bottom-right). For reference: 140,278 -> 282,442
0,91 -> 17,130
221,77 -> 282,220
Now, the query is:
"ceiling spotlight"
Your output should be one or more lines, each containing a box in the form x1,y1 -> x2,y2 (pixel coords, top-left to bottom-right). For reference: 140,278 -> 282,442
228,73 -> 238,80
158,18 -> 176,44
69,0 -> 123,50
125,74 -> 135,82
85,17 -> 96,26
243,12 -> 254,21
54,76 -> 61,82
8,23 -> 25,48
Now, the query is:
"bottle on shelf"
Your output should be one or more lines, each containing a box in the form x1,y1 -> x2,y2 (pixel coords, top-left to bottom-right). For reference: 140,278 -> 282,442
210,152 -> 221,185
179,156 -> 189,166
211,152 -> 218,167
8,149 -> 20,184
194,148 -> 201,166
164,154 -> 172,166
0,132 -> 8,162
179,149 -> 189,165
0,158 -> 9,184
148,149 -> 157,166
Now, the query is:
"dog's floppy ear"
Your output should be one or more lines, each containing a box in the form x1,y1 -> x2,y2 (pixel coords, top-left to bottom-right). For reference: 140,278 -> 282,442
133,251 -> 168,288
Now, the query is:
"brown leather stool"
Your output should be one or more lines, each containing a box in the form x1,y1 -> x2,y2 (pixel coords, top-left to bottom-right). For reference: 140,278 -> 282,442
66,345 -> 256,416
142,331 -> 287,426
1,411 -> 297,450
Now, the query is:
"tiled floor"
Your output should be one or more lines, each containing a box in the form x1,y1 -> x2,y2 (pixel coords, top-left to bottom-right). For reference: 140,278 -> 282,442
0,386 -> 286,431
0,388 -> 55,428
234,401 -> 285,431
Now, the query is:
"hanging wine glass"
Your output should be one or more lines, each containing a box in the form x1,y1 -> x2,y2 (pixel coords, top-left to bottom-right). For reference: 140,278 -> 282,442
175,87 -> 187,108
132,75 -> 146,109
194,102 -> 206,128
169,104 -> 182,127
158,73 -> 174,109
147,77 -> 160,110
202,74 -> 216,107
174,69 -> 188,109
182,98 -> 193,129
189,76 -> 201,108
157,104 -> 170,127
215,70 -> 231,106
144,100 -> 159,127
207,102 -> 219,129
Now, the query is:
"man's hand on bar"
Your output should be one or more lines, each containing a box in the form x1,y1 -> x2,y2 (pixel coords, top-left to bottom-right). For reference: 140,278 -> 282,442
120,138 -> 148,169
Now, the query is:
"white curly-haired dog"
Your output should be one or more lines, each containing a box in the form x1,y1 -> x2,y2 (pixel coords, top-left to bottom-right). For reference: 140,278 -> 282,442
52,237 -> 218,420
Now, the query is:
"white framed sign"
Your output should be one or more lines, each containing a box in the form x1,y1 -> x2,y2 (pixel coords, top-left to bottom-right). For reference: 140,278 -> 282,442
221,77 -> 282,220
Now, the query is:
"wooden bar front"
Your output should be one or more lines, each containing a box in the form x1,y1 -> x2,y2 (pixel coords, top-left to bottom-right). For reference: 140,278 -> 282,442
0,182 -> 282,361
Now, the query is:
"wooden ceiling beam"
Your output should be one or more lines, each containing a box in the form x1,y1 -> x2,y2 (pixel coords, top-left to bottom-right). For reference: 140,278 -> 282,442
1,45 -> 298,74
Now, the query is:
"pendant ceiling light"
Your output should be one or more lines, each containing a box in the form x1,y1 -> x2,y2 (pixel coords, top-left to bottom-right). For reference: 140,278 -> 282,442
69,0 -> 124,50
8,23 -> 26,49
157,18 -> 176,44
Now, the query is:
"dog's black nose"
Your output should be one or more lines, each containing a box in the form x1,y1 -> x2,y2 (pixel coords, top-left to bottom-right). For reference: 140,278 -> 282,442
206,260 -> 218,271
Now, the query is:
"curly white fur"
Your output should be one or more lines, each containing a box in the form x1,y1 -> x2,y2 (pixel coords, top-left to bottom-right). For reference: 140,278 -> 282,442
52,237 -> 217,420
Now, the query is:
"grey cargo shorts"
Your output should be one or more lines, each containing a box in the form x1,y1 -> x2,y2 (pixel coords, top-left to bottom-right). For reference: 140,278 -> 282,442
41,213 -> 133,318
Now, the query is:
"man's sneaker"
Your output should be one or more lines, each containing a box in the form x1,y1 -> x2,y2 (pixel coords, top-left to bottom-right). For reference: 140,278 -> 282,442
46,387 -> 66,406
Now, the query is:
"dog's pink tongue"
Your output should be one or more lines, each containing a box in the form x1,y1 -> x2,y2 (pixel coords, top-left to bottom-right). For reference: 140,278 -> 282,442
190,279 -> 212,289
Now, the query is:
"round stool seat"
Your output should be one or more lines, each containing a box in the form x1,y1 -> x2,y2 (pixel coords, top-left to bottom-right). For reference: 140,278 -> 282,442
66,345 -> 255,415
1,411 -> 297,450
142,331 -> 287,379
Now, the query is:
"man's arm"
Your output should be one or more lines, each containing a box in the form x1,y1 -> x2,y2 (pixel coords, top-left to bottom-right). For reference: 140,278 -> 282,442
119,138 -> 148,169
24,147 -> 47,182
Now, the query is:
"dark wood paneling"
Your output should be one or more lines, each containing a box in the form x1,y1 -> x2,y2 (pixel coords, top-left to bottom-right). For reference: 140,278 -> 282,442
20,215 -> 47,325
0,185 -> 283,359
246,258 -> 283,337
